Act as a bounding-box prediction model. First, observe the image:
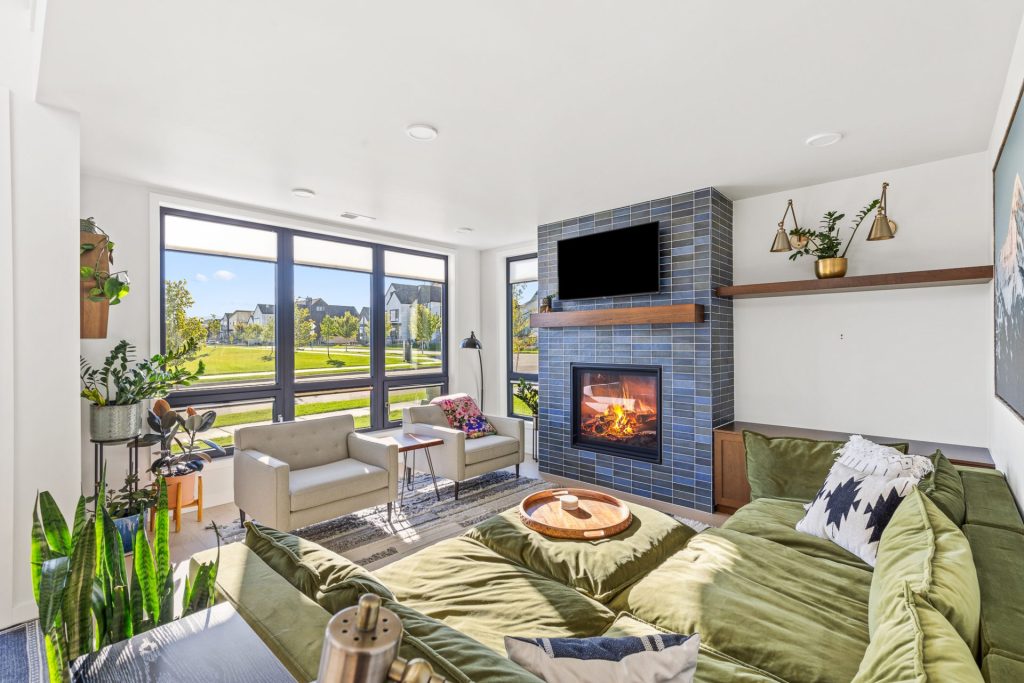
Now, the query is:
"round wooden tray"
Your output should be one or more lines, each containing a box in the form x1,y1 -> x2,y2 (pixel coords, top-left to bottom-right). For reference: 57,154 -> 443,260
519,488 -> 632,539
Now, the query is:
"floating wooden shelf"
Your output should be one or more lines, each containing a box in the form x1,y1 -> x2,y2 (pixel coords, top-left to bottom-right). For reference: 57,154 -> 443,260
531,303 -> 704,328
716,265 -> 993,299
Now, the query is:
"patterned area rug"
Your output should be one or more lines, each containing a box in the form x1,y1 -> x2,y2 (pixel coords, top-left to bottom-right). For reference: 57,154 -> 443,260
220,470 -> 555,569
0,620 -> 44,683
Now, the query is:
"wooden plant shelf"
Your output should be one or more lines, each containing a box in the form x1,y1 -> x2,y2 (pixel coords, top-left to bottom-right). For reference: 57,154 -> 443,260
531,303 -> 704,328
716,265 -> 992,299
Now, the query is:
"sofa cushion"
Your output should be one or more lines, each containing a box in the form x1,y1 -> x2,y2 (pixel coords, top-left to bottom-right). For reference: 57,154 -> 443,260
373,535 -> 616,653
870,489 -> 980,655
982,654 -> 1024,683
463,434 -> 520,465
852,582 -> 983,683
722,498 -> 870,571
960,468 -> 1024,533
236,414 -> 353,470
743,431 -> 908,503
963,524 -> 1024,663
190,543 -> 330,683
464,504 -> 697,602
609,528 -> 873,683
920,451 -> 966,526
289,458 -> 388,511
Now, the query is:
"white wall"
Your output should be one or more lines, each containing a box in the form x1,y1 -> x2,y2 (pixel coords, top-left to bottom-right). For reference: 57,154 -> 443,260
732,153 -> 991,446
0,0 -> 82,628
987,13 -> 1024,502
80,174 -> 482,507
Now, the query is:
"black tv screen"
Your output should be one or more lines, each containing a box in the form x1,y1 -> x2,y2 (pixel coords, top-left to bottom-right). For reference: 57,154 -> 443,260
557,222 -> 661,300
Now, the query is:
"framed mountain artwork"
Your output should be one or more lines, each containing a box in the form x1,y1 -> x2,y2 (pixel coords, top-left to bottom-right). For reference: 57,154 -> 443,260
994,82 -> 1024,422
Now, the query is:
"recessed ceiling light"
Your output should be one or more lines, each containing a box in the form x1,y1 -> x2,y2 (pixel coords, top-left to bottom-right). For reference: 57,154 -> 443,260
340,211 -> 376,221
804,132 -> 843,148
406,124 -> 439,141
291,188 -> 316,198
455,227 -> 473,234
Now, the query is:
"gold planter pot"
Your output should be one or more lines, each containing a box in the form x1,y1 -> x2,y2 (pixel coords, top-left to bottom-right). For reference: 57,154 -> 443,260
815,257 -> 848,279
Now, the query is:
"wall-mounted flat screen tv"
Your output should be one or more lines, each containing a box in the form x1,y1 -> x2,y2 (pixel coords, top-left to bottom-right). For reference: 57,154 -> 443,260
556,222 -> 661,300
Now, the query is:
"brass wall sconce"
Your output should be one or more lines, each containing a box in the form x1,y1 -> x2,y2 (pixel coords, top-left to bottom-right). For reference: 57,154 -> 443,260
867,181 -> 897,241
770,199 -> 807,252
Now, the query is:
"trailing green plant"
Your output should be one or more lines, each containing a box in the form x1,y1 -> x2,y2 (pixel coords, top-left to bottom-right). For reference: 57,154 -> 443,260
142,404 -> 225,476
105,473 -> 158,519
787,199 -> 880,261
32,479 -> 220,681
80,340 -> 205,406
80,217 -> 131,306
513,377 -> 539,416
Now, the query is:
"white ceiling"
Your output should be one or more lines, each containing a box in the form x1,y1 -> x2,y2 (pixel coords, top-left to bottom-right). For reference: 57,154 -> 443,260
37,0 -> 1024,249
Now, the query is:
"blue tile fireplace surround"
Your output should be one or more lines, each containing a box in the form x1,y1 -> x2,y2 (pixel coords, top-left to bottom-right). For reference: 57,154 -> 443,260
537,188 -> 733,512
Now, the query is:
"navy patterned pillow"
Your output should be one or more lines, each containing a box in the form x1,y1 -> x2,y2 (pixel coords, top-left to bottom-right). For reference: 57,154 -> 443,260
504,633 -> 699,682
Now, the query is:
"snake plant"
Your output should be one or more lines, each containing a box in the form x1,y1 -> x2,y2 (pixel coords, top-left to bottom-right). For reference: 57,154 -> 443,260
32,479 -> 220,682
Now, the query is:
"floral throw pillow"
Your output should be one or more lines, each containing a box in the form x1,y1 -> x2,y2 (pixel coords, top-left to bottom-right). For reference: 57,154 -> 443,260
430,393 -> 496,439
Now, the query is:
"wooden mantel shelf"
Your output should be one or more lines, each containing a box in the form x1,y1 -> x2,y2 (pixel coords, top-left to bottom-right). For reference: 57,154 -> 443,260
716,265 -> 993,299
531,303 -> 704,328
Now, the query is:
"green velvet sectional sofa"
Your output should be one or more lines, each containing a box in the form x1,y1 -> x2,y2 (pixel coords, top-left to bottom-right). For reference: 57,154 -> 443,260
191,460 -> 1024,682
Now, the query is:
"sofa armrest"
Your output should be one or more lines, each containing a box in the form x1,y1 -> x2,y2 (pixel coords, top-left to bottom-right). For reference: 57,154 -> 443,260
487,414 -> 525,441
349,433 -> 400,499
405,421 -> 466,444
404,422 -> 467,480
234,449 -> 290,530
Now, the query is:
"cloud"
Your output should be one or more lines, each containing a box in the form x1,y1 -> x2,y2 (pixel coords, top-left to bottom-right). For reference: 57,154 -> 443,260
213,270 -> 237,281
195,273 -> 209,282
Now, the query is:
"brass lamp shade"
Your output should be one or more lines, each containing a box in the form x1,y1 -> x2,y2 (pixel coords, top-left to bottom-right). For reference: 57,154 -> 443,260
867,213 -> 896,241
771,226 -> 794,252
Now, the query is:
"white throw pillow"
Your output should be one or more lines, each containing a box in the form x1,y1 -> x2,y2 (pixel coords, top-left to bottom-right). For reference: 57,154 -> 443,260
796,460 -> 920,566
505,633 -> 700,683
836,435 -> 934,479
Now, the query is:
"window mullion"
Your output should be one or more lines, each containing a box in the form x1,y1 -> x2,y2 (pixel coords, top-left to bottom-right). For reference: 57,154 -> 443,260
278,232 -> 295,421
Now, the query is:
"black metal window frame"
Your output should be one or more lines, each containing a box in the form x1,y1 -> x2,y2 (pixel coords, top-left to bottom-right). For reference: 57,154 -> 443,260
506,253 -> 538,417
159,207 -> 449,450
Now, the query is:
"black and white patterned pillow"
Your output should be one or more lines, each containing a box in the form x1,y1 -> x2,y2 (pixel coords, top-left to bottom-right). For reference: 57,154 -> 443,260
796,461 -> 919,566
504,633 -> 699,683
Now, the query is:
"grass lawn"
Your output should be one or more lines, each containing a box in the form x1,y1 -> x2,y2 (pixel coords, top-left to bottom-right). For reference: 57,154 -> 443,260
212,389 -> 430,428
512,395 -> 536,418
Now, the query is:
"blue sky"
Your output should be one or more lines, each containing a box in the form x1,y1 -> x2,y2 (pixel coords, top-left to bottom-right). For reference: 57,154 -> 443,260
165,251 -> 371,319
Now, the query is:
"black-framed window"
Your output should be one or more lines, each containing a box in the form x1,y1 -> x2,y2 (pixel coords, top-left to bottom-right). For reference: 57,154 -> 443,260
160,208 -> 448,453
507,254 -> 538,417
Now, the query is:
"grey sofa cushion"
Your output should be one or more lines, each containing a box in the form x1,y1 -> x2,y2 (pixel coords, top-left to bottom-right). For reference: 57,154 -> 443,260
464,435 -> 520,465
289,459 -> 389,511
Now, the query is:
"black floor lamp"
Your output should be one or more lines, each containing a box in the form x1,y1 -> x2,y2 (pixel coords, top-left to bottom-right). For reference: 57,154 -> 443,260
460,331 -> 484,409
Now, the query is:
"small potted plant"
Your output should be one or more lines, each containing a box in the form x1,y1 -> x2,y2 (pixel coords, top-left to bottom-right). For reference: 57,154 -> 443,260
513,378 -> 540,460
105,472 -> 158,553
786,200 -> 880,279
143,399 -> 225,517
80,217 -> 131,338
80,339 -> 205,442
540,292 -> 556,313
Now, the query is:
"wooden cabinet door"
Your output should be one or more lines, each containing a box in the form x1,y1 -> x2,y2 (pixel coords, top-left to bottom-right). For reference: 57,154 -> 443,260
713,431 -> 751,513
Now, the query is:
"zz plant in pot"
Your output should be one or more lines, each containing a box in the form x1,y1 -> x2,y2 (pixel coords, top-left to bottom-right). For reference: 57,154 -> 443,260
31,479 -> 220,682
80,340 -> 205,442
104,471 -> 158,554
786,199 -> 880,279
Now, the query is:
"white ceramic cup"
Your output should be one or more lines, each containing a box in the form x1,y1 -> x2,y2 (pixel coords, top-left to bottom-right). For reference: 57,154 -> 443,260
560,494 -> 580,511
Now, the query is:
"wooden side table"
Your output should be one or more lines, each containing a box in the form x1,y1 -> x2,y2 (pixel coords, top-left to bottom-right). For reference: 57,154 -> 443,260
71,603 -> 295,682
373,433 -> 445,506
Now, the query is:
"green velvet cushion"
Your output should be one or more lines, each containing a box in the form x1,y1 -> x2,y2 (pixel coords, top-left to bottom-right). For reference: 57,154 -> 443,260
373,535 -> 615,653
983,654 -> 1024,683
852,582 -> 984,683
743,431 -> 908,503
870,488 -> 980,655
963,524 -> 1024,663
610,528 -> 873,683
244,522 -> 394,614
191,543 -> 330,683
721,498 -> 870,571
960,468 -> 1024,534
919,451 -> 966,526
463,503 -> 697,603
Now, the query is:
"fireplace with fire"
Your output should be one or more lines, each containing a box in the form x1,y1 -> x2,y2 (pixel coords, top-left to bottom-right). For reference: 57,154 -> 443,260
571,363 -> 662,463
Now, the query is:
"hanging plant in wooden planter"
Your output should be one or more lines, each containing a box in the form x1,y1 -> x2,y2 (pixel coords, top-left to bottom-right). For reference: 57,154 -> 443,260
80,217 -> 130,339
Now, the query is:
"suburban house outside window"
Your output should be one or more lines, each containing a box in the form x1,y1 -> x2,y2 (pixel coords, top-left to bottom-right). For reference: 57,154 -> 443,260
507,254 -> 538,417
160,208 -> 449,452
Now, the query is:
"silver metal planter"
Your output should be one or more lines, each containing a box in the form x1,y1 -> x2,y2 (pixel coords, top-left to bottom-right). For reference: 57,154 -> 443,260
90,403 -> 142,442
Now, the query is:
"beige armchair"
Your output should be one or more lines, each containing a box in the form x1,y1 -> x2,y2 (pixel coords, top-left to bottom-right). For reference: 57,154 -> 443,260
234,414 -> 399,531
402,405 -> 524,499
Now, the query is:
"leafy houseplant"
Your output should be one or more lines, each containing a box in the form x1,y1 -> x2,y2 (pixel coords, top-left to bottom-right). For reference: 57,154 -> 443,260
31,480 -> 220,682
512,377 -> 539,417
80,217 -> 131,339
105,472 -> 158,553
142,400 -> 225,514
80,340 -> 205,442
786,200 -> 880,279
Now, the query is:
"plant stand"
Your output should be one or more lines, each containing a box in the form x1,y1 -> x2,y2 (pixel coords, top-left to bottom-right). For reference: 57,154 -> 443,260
91,436 -> 141,498
150,475 -> 203,533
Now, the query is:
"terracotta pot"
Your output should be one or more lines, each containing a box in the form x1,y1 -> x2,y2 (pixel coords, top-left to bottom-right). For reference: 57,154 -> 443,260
814,257 -> 848,279
164,472 -> 199,507
80,232 -> 111,339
